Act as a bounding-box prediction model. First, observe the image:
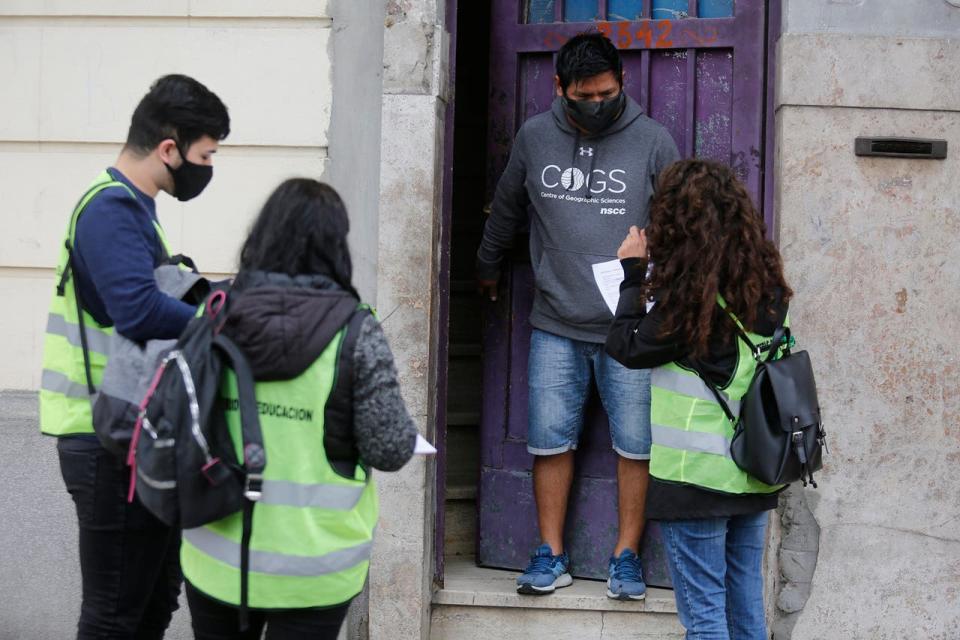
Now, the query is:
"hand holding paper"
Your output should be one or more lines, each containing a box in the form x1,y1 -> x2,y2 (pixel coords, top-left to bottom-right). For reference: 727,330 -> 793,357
593,256 -> 656,316
616,225 -> 647,260
592,259 -> 625,315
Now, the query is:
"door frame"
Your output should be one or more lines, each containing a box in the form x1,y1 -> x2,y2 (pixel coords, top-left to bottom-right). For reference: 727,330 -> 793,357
433,0 -> 784,585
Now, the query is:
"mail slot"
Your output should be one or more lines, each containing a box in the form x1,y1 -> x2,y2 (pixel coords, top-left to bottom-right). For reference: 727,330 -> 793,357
855,137 -> 948,159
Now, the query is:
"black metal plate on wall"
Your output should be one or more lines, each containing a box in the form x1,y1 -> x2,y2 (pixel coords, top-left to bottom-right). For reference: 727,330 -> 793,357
855,137 -> 948,159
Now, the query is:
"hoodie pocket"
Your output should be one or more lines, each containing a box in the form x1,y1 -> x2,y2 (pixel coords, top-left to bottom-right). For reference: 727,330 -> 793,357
534,247 -> 618,328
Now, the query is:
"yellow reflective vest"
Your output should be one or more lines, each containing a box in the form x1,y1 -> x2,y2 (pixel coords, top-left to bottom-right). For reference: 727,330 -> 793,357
40,170 -> 171,436
649,302 -> 787,495
181,324 -> 378,609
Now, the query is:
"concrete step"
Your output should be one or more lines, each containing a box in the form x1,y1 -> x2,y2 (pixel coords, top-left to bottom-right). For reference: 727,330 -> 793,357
432,557 -> 684,640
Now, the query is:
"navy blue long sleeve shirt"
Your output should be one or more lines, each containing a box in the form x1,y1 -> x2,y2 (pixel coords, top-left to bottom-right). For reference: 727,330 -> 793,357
72,168 -> 196,342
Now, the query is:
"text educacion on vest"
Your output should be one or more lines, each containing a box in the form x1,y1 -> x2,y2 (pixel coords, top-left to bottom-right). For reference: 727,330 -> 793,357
221,398 -> 315,423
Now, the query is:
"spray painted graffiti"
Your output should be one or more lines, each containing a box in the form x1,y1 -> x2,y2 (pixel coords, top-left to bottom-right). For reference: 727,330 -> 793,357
543,20 -> 719,50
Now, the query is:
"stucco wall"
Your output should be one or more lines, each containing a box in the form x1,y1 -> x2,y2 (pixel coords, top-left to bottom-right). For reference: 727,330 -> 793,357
775,2 -> 960,637
0,1 -> 334,390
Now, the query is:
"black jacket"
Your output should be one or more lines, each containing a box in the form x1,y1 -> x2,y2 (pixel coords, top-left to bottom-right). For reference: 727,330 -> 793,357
605,258 -> 788,520
222,271 -> 416,473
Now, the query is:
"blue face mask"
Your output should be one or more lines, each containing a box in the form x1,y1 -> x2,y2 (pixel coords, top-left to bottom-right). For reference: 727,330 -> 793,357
563,91 -> 626,135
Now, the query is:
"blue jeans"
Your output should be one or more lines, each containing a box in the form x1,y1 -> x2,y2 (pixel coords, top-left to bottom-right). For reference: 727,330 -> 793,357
660,511 -> 770,640
527,328 -> 651,459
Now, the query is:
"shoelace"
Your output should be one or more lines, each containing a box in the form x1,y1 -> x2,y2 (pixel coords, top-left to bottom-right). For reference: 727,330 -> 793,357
612,556 -> 642,582
526,553 -> 559,574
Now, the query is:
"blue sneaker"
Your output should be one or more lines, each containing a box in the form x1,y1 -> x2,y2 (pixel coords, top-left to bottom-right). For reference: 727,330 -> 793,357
516,543 -> 573,595
607,549 -> 646,600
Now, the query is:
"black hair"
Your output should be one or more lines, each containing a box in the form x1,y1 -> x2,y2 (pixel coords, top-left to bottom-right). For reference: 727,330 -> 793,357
555,32 -> 622,94
238,179 -> 358,298
125,74 -> 230,154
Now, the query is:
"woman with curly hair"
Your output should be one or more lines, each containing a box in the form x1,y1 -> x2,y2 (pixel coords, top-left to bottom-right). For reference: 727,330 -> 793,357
605,158 -> 792,640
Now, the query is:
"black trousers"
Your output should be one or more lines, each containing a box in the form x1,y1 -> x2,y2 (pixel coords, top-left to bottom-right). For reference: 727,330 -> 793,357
185,581 -> 350,640
57,436 -> 182,640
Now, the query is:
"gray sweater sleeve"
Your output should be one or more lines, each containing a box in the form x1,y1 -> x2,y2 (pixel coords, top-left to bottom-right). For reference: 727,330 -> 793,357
653,128 -> 681,180
476,127 -> 531,279
351,313 -> 417,471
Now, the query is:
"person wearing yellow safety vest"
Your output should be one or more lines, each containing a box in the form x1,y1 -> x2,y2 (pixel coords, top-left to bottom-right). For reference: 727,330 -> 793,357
40,75 -> 229,639
605,159 -> 794,640
181,178 -> 417,639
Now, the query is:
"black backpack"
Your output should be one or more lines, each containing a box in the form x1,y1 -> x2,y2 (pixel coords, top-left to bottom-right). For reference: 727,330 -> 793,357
698,320 -> 827,488
126,289 -> 265,625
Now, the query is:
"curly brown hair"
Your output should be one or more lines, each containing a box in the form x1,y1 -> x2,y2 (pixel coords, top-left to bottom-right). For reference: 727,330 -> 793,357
644,159 -> 792,356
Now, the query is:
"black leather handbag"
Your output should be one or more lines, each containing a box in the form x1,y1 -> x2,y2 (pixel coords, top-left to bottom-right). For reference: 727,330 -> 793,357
700,321 -> 827,487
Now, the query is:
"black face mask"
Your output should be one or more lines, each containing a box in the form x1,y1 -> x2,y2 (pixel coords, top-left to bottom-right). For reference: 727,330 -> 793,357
165,144 -> 213,202
563,91 -> 626,135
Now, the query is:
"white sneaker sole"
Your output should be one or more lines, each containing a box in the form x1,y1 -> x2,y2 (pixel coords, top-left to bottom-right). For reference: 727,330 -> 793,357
606,579 -> 646,601
517,572 -> 573,595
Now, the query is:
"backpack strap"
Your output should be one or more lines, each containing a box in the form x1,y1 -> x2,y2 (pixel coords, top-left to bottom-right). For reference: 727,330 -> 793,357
165,253 -> 198,272
692,364 -> 738,424
324,306 -> 373,479
68,245 -> 97,396
716,296 -> 791,363
211,332 -> 264,632
65,184 -> 133,394
57,179 -> 143,395
692,306 -> 792,423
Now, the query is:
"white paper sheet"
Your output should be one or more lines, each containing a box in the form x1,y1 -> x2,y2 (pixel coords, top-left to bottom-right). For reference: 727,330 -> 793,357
414,434 -> 437,455
593,258 -> 655,315
592,258 -> 625,315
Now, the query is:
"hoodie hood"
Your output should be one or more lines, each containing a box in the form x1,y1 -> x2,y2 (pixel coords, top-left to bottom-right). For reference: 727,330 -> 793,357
221,271 -> 358,381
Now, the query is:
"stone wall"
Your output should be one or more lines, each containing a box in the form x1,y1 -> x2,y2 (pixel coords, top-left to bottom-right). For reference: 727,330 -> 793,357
774,3 -> 960,636
368,1 -> 448,639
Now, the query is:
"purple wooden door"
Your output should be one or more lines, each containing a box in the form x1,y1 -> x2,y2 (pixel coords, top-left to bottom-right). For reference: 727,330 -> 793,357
479,0 -> 769,583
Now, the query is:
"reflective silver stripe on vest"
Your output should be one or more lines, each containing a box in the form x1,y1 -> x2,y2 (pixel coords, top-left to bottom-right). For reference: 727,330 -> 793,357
40,369 -> 92,399
46,313 -> 111,357
183,527 -> 372,577
651,423 -> 733,459
651,368 -> 741,417
261,480 -> 365,510
137,467 -> 177,490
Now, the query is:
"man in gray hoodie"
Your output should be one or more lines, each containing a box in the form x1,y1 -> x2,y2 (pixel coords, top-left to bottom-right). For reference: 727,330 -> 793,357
477,32 -> 679,600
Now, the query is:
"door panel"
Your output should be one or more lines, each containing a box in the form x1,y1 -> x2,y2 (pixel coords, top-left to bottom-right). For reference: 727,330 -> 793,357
480,0 -> 767,583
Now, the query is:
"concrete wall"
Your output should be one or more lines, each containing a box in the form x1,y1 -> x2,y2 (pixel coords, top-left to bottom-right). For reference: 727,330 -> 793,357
366,1 -> 448,639
0,1 -> 335,390
328,0 -> 388,304
775,2 -> 960,638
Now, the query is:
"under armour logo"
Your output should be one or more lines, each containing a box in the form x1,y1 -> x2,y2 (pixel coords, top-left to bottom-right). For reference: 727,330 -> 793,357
579,146 -> 594,157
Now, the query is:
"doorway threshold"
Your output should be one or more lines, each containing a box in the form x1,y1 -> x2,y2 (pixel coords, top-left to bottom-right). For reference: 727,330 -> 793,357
435,557 -> 677,613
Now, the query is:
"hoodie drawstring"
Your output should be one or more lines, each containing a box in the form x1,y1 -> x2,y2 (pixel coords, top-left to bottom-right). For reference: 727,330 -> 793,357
585,147 -> 597,200
568,129 -> 599,200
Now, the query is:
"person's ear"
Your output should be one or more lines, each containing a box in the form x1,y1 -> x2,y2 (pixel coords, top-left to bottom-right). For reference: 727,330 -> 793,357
156,139 -> 180,167
555,75 -> 563,97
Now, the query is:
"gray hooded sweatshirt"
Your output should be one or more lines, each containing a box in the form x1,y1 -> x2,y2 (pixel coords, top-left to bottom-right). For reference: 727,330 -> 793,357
477,95 -> 679,343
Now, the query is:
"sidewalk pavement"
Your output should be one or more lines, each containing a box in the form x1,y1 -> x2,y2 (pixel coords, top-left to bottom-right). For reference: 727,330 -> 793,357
0,389 -> 192,640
